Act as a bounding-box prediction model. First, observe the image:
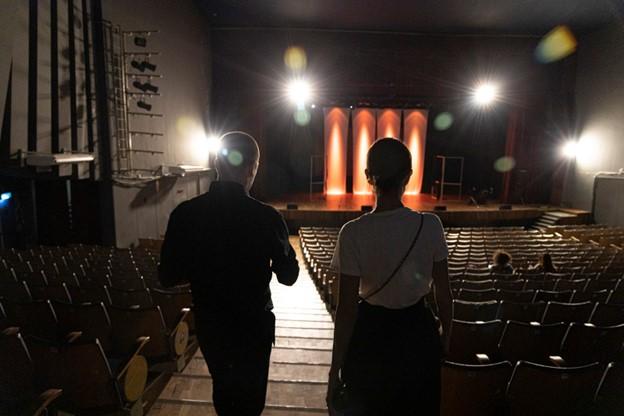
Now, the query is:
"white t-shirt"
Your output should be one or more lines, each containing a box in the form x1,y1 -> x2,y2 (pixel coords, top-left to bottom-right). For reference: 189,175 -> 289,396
330,208 -> 448,309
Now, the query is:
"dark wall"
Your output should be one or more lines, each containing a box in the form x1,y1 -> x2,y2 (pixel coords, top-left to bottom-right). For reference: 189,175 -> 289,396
210,28 -> 574,201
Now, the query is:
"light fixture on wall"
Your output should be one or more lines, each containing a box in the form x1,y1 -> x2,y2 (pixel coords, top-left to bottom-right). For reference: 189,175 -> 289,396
131,60 -> 157,72
472,82 -> 499,107
133,81 -> 159,93
286,79 -> 312,106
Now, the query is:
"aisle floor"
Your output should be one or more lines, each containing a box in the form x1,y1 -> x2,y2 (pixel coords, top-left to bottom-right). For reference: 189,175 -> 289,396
150,237 -> 331,415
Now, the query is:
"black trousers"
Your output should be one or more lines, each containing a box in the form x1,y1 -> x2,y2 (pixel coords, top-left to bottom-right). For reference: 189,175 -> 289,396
196,310 -> 275,416
342,300 -> 442,416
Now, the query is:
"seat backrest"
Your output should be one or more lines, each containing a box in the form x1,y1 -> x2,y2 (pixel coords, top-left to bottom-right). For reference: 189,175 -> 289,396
498,321 -> 567,364
594,362 -> 624,415
573,289 -> 610,303
53,301 -> 113,352
108,305 -> 169,359
497,290 -> 535,303
448,320 -> 503,363
45,340 -> 121,412
524,279 -> 556,291
497,301 -> 546,323
493,279 -> 525,291
0,281 -> 32,303
67,285 -> 109,304
106,287 -> 153,308
561,323 -> 624,365
441,361 -> 513,416
13,300 -> 58,341
590,303 -> 624,326
554,278 -> 587,292
0,329 -> 35,404
457,288 -> 498,302
29,283 -> 72,303
151,288 -> 193,331
506,361 -> 603,416
452,300 -> 499,322
533,289 -> 575,303
541,301 -> 594,324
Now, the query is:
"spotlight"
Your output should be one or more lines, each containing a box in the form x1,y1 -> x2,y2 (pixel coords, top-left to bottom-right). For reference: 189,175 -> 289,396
131,60 -> 157,72
286,79 -> 311,105
562,140 -> 578,159
206,135 -> 222,154
132,81 -> 159,93
472,83 -> 499,106
0,192 -> 11,201
137,100 -> 152,111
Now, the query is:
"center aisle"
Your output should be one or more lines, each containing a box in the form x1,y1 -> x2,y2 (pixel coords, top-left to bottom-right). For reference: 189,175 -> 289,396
151,236 -> 332,415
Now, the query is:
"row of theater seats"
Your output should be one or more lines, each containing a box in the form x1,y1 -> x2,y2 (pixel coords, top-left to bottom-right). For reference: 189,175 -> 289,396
299,225 -> 624,415
0,244 -> 196,416
550,224 -> 624,249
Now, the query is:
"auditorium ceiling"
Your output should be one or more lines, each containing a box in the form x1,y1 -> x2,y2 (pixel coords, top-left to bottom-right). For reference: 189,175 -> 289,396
201,0 -> 619,35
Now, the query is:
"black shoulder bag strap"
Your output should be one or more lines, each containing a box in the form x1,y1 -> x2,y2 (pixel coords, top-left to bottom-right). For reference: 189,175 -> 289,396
361,213 -> 425,302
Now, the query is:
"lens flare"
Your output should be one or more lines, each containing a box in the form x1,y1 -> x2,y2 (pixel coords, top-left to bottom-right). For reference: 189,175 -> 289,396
473,83 -> 499,106
536,25 -> 577,63
284,46 -> 307,71
293,108 -> 311,126
562,140 -> 578,159
434,112 -> 454,131
494,156 -> 516,172
287,79 -> 312,105
227,150 -> 244,167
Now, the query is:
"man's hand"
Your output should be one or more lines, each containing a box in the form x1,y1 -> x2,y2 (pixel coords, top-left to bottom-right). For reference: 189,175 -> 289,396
326,368 -> 341,415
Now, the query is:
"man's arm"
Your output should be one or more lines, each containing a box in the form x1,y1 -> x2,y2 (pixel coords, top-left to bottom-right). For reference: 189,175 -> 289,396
270,212 -> 299,286
158,207 -> 189,288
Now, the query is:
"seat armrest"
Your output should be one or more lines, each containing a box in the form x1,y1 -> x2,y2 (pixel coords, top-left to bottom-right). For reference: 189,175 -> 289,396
32,388 -> 63,416
549,355 -> 566,367
116,336 -> 150,380
476,353 -> 491,364
169,309 -> 191,356
65,331 -> 83,344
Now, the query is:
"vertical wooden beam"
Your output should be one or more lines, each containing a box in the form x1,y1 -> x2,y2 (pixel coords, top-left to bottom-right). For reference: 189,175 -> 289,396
27,0 -> 37,152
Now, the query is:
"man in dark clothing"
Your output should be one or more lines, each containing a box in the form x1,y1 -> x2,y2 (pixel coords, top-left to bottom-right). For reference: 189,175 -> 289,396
159,131 -> 299,416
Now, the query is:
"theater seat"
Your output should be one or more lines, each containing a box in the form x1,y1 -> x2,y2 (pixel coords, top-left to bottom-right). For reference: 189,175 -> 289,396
151,288 -> 193,332
441,361 -> 512,416
106,287 -> 153,308
590,303 -> 624,326
457,288 -> 498,302
452,300 -> 499,322
540,301 -> 594,324
497,301 -> 546,323
533,289 -> 575,303
594,362 -> 624,415
497,290 -> 535,303
12,300 -> 58,341
560,323 -> 624,365
448,320 -> 503,363
53,301 -> 113,353
498,321 -> 567,364
0,327 -> 63,416
506,361 -> 602,416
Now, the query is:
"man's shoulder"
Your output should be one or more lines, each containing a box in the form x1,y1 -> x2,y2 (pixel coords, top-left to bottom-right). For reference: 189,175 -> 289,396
247,196 -> 283,219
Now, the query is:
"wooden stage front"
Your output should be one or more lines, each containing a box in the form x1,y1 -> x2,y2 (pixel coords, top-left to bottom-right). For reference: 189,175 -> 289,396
269,193 -> 590,230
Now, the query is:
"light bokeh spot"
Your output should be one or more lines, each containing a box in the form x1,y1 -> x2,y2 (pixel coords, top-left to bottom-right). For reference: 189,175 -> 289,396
494,156 -> 516,172
434,112 -> 454,131
536,25 -> 577,63
294,108 -> 311,126
227,150 -> 243,166
284,46 -> 307,71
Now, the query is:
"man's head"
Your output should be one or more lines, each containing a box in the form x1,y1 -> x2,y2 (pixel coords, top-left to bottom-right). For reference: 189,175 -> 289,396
365,137 -> 412,195
215,131 -> 260,192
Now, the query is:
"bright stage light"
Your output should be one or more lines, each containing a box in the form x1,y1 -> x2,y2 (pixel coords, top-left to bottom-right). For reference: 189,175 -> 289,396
206,134 -> 222,154
472,83 -> 499,106
562,140 -> 579,159
287,79 -> 311,105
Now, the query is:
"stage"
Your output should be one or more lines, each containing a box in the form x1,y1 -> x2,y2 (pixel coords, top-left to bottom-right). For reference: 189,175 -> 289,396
270,193 -> 591,231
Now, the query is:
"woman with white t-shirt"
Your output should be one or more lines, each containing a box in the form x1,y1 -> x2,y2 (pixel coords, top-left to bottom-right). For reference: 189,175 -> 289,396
327,138 -> 452,416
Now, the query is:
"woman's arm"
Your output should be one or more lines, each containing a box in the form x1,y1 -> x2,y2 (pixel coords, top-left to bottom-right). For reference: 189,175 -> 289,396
326,273 -> 360,408
432,258 -> 452,352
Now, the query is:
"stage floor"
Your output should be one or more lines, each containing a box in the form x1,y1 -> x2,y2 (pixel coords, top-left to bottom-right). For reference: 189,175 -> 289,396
269,193 -> 547,212
269,193 -> 590,230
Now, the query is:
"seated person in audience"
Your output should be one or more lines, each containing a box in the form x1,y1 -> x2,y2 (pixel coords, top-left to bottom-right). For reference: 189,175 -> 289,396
327,138 -> 452,416
159,131 -> 299,416
530,252 -> 556,273
489,250 -> 514,274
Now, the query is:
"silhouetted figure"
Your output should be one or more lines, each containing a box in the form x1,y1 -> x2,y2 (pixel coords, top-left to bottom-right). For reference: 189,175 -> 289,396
327,138 -> 452,416
530,252 -> 556,273
159,131 -> 299,416
489,250 -> 514,274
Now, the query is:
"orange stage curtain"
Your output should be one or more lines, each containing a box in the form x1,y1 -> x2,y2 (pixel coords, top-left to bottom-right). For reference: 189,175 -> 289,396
352,109 -> 376,195
324,107 -> 349,195
403,109 -> 429,195
376,109 -> 401,140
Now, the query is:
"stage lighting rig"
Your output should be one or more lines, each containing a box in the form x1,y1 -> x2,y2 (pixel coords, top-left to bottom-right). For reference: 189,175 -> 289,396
472,83 -> 499,107
286,79 -> 312,106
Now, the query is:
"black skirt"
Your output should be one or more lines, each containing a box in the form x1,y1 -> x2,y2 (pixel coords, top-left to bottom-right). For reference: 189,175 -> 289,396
342,299 -> 442,416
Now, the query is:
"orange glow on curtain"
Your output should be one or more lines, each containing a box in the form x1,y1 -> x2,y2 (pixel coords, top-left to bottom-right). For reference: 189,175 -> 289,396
403,109 -> 429,195
352,109 -> 375,195
376,109 -> 400,139
324,107 -> 349,195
